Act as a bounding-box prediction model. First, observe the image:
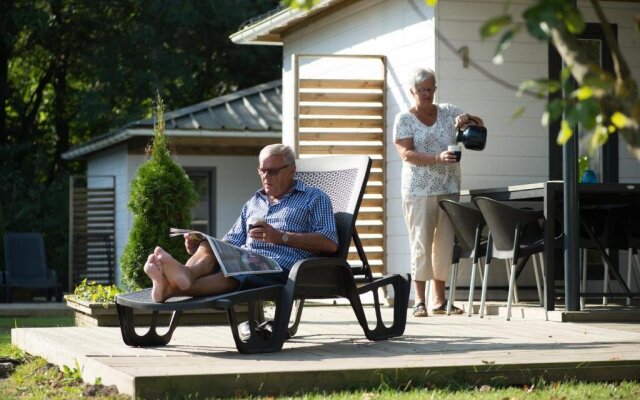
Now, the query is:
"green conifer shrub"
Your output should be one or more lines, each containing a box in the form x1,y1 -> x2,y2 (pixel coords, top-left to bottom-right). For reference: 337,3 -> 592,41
119,95 -> 197,290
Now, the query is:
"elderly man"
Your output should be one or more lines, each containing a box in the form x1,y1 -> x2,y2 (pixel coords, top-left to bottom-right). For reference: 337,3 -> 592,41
144,144 -> 339,302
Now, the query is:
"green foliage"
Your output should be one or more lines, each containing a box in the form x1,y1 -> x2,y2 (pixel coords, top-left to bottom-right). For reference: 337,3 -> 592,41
283,0 -> 321,10
475,0 -> 640,156
119,96 -> 197,290
61,359 -> 83,385
0,355 -> 129,400
0,0 -> 280,277
67,279 -> 122,306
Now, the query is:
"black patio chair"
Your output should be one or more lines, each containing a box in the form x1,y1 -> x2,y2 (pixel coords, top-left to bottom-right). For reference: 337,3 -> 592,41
439,200 -> 487,316
473,197 -> 548,320
115,155 -> 411,354
2,232 -> 62,302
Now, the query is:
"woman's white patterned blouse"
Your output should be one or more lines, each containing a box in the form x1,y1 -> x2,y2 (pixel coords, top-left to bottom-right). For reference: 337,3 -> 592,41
393,103 -> 464,197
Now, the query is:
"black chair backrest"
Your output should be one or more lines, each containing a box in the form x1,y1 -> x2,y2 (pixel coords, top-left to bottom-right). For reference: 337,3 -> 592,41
4,232 -> 48,281
294,156 -> 371,258
473,197 -> 543,252
439,200 -> 485,252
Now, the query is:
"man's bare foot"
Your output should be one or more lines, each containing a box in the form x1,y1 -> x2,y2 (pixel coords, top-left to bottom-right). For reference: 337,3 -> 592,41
154,246 -> 192,291
144,254 -> 169,302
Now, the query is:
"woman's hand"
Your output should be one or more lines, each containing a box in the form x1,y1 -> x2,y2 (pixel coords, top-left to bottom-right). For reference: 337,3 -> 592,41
438,150 -> 458,163
455,113 -> 484,129
455,113 -> 472,129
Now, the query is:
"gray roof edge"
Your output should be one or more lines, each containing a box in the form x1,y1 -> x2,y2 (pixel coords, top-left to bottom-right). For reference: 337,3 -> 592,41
62,80 -> 283,160
130,79 -> 282,127
62,129 -> 281,160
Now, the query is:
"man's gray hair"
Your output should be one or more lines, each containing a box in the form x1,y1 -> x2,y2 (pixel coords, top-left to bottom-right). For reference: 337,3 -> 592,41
259,144 -> 296,165
411,68 -> 436,89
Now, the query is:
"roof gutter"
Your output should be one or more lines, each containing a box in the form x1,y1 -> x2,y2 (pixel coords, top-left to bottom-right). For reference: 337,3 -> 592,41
230,6 -> 299,45
230,0 -> 343,45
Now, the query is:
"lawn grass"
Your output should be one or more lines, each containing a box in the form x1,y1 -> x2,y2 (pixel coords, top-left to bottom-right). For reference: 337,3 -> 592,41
0,316 -> 638,399
0,316 -> 129,399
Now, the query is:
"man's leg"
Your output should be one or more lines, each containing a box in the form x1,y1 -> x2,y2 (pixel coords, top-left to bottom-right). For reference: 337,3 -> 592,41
179,272 -> 240,297
144,242 -> 218,302
155,243 -> 217,291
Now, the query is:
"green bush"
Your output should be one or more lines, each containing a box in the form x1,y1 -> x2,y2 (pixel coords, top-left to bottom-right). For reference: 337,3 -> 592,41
67,279 -> 123,306
119,95 -> 197,290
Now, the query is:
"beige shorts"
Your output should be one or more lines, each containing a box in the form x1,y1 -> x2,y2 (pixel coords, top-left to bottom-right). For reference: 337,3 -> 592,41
402,193 -> 458,282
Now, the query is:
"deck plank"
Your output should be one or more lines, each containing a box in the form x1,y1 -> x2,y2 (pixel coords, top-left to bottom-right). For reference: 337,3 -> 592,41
12,306 -> 640,399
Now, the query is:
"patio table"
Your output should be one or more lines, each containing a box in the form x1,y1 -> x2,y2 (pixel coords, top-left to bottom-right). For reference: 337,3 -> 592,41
460,181 -> 640,311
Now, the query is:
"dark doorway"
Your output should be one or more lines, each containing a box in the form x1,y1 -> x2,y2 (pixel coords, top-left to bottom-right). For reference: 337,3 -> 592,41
548,23 -> 618,183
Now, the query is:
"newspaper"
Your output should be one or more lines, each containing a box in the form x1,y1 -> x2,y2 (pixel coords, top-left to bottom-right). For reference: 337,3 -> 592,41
169,228 -> 282,277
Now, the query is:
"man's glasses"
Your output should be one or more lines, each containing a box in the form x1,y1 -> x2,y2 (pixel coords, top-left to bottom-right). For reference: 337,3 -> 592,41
257,164 -> 290,176
415,87 -> 437,94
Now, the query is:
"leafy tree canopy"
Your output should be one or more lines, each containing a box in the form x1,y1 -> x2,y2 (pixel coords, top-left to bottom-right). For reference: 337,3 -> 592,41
477,0 -> 639,159
0,0 -> 282,280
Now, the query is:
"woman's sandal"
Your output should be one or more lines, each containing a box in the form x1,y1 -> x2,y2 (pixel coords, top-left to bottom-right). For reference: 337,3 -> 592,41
413,302 -> 428,317
432,302 -> 464,315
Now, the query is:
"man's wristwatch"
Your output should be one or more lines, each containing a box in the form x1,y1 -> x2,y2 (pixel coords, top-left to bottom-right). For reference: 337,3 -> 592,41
281,232 -> 289,244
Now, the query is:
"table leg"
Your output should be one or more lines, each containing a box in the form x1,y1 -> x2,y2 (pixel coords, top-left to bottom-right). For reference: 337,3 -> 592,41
544,183 -> 556,311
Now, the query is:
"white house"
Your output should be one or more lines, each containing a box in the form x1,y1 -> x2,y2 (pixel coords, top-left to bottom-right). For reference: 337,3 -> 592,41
230,0 -> 640,302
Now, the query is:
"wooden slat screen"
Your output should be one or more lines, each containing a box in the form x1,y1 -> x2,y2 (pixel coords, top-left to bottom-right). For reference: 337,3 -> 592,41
69,176 -> 116,290
294,55 -> 387,276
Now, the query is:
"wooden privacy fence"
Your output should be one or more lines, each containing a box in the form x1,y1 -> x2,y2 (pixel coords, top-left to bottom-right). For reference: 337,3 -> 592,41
293,54 -> 386,275
69,175 -> 116,290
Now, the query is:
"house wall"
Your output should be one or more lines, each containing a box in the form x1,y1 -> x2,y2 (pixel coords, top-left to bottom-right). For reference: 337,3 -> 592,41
282,0 -> 438,281
87,149 -> 259,286
280,0 -> 547,291
279,0 -> 639,302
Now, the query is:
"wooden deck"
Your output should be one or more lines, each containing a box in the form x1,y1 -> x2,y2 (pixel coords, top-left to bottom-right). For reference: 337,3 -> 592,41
11,304 -> 640,399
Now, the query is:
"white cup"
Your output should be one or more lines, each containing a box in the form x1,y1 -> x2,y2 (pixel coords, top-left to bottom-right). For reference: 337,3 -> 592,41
448,144 -> 462,162
247,216 -> 266,231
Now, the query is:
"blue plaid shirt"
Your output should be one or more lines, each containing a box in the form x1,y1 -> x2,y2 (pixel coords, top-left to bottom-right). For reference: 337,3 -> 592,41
223,180 -> 338,272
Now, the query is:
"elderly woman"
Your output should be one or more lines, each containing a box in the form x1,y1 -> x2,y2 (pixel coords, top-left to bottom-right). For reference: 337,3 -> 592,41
394,68 -> 485,317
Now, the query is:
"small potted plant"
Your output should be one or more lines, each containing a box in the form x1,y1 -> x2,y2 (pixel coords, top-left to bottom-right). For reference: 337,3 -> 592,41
64,279 -> 124,326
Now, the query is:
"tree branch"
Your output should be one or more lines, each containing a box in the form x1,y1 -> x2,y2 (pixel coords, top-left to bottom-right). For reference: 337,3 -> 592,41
590,0 -> 638,100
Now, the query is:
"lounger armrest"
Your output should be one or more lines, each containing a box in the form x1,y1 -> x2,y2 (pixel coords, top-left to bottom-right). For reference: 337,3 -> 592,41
288,257 -> 349,280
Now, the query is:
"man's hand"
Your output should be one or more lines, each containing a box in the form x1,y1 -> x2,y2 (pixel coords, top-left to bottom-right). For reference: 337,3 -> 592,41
248,221 -> 275,242
184,233 -> 201,255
